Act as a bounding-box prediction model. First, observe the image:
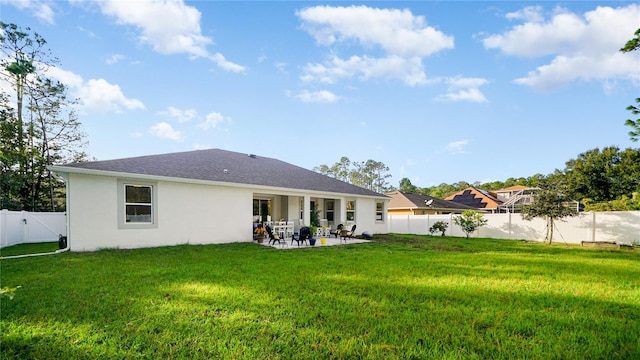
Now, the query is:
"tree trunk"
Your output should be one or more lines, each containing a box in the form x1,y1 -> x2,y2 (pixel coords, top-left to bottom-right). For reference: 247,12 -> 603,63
547,217 -> 554,244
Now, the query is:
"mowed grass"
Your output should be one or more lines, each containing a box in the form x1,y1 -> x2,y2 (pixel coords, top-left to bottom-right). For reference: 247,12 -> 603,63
1,235 -> 639,359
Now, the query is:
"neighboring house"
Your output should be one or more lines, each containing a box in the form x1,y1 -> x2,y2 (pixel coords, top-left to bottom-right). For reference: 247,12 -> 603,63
386,191 -> 479,215
444,187 -> 503,211
49,149 -> 389,251
494,185 -> 537,213
494,185 -> 530,200
446,185 -> 556,213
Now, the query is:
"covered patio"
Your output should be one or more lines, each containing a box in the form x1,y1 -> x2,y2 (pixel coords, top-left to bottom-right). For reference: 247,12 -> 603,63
253,193 -> 357,237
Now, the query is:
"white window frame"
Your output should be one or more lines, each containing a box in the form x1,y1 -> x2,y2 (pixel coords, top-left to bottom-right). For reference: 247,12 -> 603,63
325,199 -> 335,222
118,180 -> 158,229
346,199 -> 356,222
375,201 -> 385,223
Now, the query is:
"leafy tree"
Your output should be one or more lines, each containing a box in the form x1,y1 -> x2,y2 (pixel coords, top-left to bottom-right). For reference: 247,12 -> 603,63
426,181 -> 469,198
350,159 -> 392,193
521,183 -> 578,244
1,22 -> 87,211
399,178 -> 418,193
561,147 -> 640,203
453,210 -> 488,239
313,156 -> 351,182
582,194 -> 640,211
624,98 -> 640,142
620,28 -> 640,53
314,157 -> 392,193
620,28 -> 640,142
429,221 -> 448,236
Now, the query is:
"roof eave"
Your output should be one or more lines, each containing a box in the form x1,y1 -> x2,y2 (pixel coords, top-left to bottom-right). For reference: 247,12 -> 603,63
48,165 -> 389,200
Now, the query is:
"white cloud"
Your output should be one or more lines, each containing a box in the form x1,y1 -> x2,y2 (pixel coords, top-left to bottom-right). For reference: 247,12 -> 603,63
77,79 -> 145,113
150,122 -> 181,140
505,6 -> 545,23
297,5 -> 453,86
77,26 -> 96,38
45,66 -> 84,88
207,52 -> 246,73
295,90 -> 340,103
94,0 -> 246,72
298,5 -> 454,57
445,140 -> 468,154
276,62 -> 288,74
44,66 -> 144,114
483,4 -> 640,90
301,55 -> 429,86
436,88 -> 488,103
106,54 -> 125,65
198,112 -> 225,130
435,76 -> 489,103
160,106 -> 197,123
2,0 -> 56,24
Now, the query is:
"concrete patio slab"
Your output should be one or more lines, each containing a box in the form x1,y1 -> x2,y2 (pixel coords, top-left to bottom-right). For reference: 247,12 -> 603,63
258,236 -> 370,249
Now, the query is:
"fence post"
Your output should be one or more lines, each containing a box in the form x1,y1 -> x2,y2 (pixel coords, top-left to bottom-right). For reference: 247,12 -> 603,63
0,209 -> 6,247
450,213 -> 454,236
592,212 -> 596,242
21,210 -> 29,244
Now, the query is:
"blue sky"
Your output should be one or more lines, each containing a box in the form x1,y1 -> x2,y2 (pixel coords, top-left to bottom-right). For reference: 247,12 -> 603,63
1,1 -> 639,188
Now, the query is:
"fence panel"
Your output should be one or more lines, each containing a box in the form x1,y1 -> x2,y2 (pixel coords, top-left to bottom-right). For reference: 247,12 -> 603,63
0,210 -> 67,248
388,211 -> 640,245
592,211 -> 640,244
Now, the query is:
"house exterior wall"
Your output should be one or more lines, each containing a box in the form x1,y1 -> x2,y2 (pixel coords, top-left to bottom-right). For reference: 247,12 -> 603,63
352,197 -> 387,235
67,173 -> 252,251
65,173 -> 388,251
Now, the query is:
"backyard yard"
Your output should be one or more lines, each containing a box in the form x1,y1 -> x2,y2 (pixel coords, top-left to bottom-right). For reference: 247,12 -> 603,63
1,235 -> 639,359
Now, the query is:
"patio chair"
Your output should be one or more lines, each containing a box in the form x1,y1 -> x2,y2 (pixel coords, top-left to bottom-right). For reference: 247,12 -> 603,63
292,226 -> 311,246
266,225 -> 285,246
331,224 -> 344,238
340,224 -> 357,242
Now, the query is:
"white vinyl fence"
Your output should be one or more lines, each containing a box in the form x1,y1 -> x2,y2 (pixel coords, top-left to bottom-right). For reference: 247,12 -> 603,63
0,210 -> 67,248
387,211 -> 640,245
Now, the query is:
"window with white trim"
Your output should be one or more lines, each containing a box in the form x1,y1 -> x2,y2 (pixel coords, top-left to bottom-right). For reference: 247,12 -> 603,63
125,185 -> 153,223
118,180 -> 157,229
376,201 -> 384,222
325,200 -> 335,222
346,200 -> 355,221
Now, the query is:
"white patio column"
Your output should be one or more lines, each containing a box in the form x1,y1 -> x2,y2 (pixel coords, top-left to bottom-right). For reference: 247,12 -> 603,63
337,198 -> 346,225
302,195 -> 311,226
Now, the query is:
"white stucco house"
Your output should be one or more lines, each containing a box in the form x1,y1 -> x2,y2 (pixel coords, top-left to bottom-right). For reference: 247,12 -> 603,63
49,149 -> 389,251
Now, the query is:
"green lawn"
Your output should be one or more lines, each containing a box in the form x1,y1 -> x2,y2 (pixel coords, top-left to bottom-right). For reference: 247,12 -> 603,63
1,235 -> 639,359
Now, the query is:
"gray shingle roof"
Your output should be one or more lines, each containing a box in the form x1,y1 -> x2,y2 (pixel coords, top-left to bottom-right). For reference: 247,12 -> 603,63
388,191 -> 478,210
56,148 -> 386,198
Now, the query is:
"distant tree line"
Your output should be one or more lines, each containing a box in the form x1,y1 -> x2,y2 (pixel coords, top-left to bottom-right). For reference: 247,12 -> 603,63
313,157 -> 392,193
397,146 -> 640,211
314,145 -> 640,212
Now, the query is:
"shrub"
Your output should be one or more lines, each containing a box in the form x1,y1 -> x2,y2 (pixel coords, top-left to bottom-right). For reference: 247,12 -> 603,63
454,210 -> 488,238
429,221 -> 448,236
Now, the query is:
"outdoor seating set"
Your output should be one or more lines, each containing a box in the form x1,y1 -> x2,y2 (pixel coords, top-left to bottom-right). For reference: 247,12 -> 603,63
264,225 -> 310,247
263,221 -> 294,240
262,223 -> 357,247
